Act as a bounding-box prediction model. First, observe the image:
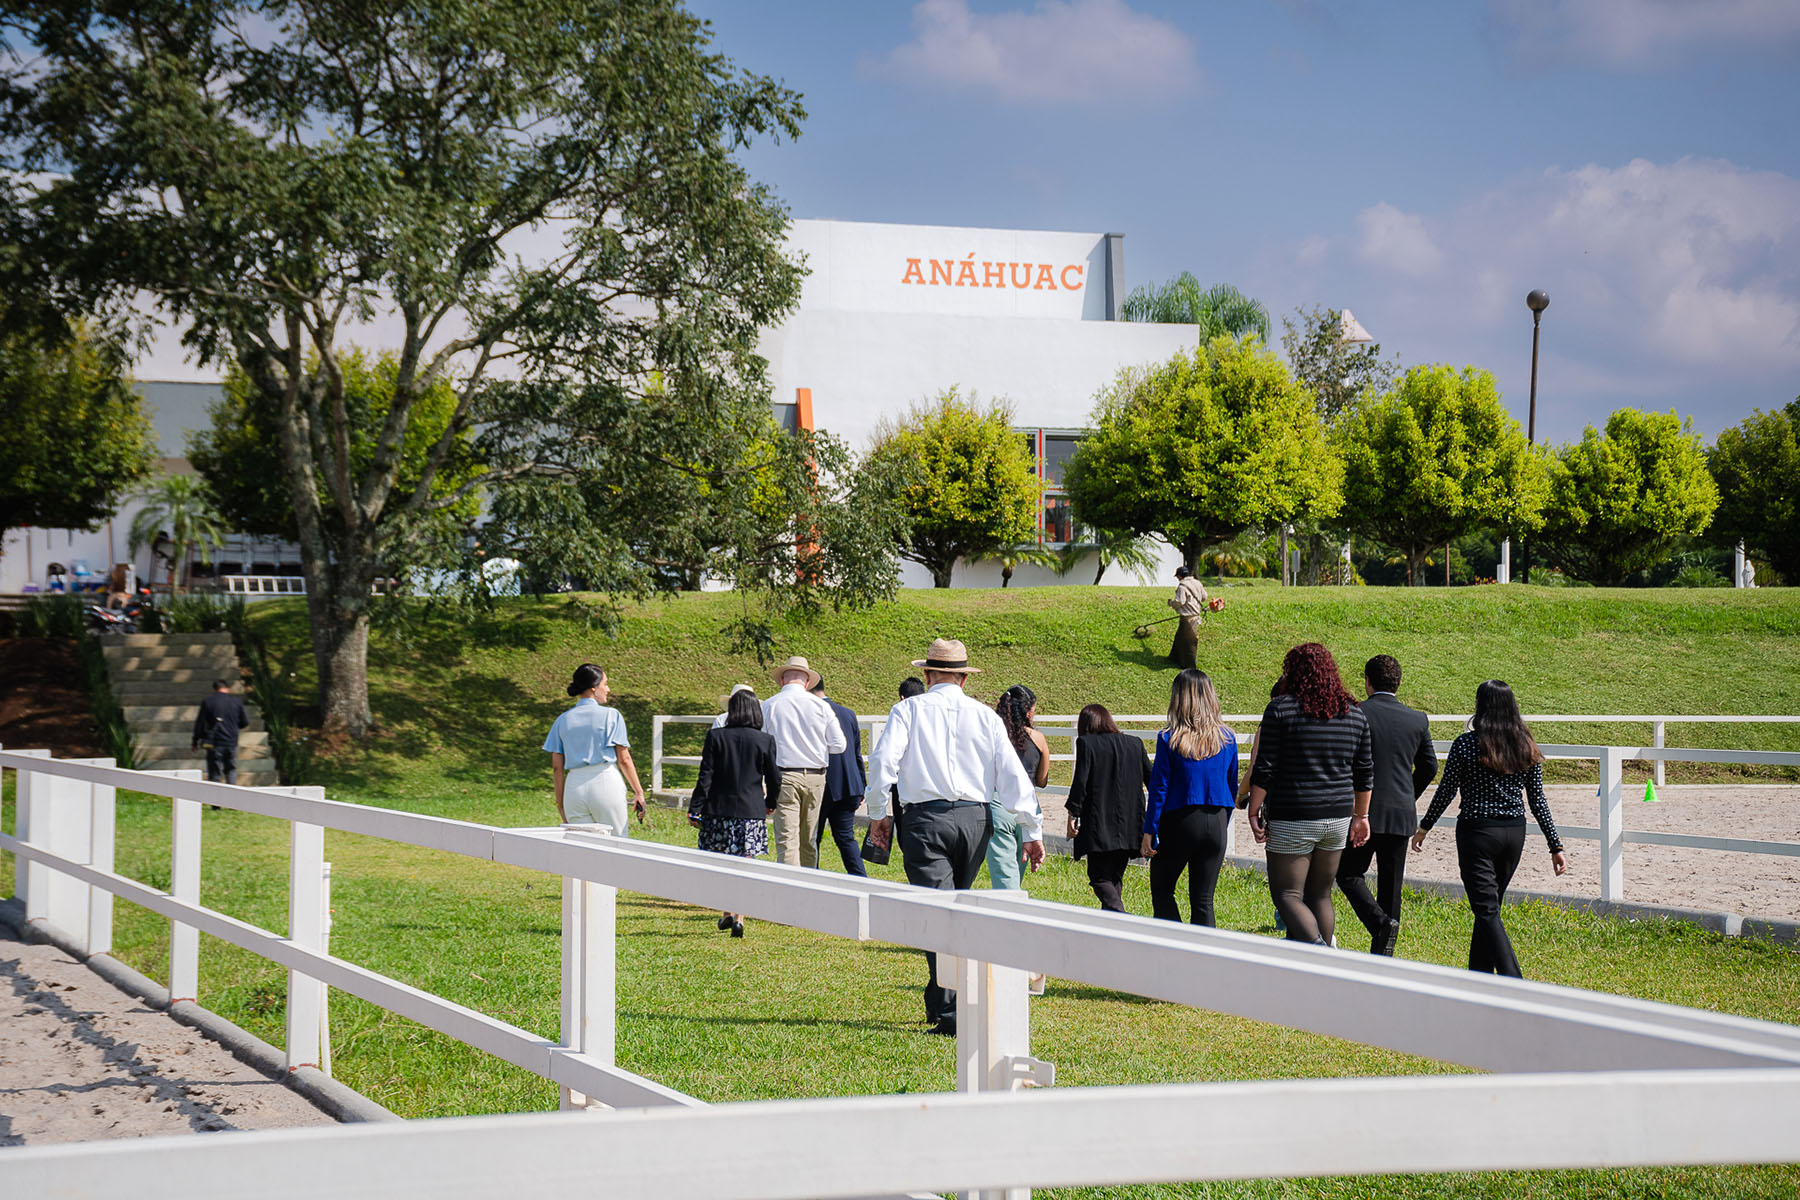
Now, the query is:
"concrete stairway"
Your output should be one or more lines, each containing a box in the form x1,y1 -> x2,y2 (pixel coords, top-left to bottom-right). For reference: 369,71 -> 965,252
102,632 -> 280,786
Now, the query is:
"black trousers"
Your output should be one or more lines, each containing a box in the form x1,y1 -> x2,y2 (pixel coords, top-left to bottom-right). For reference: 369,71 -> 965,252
1456,819 -> 1526,977
1149,805 -> 1231,927
1084,849 -> 1132,912
1336,831 -> 1409,934
203,743 -> 237,785
814,799 -> 867,877
899,801 -> 990,1025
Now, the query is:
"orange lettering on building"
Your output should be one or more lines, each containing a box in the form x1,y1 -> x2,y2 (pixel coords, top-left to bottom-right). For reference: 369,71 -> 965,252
983,260 -> 1006,288
1061,264 -> 1083,290
900,256 -> 1086,292
930,259 -> 954,285
901,258 -> 925,284
1010,262 -> 1034,288
1034,263 -> 1057,290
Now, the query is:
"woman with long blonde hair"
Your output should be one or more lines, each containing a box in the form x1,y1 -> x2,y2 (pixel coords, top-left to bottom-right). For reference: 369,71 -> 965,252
1142,669 -> 1239,925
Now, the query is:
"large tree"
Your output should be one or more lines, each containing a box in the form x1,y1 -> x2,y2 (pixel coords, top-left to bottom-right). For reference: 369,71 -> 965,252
0,317 -> 156,555
1121,275 -> 1270,343
1,0 -> 815,735
1336,365 -> 1548,585
1281,305 -> 1400,424
863,390 -> 1040,588
1063,337 -> 1342,571
1709,399 -> 1800,584
1537,408 -> 1720,586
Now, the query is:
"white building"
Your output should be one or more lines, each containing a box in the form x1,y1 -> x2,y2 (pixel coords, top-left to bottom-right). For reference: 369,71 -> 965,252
764,220 -> 1196,587
1,219 -> 1196,595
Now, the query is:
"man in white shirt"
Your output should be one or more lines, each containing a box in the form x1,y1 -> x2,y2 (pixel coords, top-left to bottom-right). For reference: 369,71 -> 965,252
866,638 -> 1044,1035
761,655 -> 847,868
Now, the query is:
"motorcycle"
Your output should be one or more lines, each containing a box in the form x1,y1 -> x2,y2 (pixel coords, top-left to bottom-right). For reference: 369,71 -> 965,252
86,602 -> 136,636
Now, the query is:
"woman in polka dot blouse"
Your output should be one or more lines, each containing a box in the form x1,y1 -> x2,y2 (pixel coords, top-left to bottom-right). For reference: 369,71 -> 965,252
1413,680 -> 1568,977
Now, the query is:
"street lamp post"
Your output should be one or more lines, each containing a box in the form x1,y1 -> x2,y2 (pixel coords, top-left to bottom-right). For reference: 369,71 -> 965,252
1517,289 -> 1549,585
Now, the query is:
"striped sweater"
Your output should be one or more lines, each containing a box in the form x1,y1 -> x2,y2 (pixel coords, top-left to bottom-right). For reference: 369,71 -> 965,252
1249,695 -> 1374,821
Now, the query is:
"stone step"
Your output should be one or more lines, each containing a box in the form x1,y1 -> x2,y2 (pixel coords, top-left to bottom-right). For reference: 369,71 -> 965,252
128,717 -> 265,734
116,685 -> 253,703
110,632 -> 235,648
124,705 -> 264,724
134,751 -> 278,773
108,668 -> 247,686
135,730 -> 269,749
102,652 -> 243,671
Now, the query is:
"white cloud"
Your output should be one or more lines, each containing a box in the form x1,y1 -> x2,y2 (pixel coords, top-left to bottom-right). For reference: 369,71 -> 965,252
1490,0 -> 1800,67
872,0 -> 1199,104
1353,202 -> 1444,277
1260,157 -> 1800,438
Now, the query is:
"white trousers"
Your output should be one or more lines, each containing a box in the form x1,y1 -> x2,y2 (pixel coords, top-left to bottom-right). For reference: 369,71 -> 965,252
564,763 -> 629,836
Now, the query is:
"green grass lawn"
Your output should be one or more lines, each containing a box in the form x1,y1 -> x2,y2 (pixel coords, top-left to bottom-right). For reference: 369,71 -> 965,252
4,585 -> 1800,1196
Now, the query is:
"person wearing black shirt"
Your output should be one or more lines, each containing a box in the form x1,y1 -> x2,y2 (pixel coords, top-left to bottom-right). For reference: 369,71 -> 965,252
1413,680 -> 1568,977
1336,655 -> 1438,956
191,680 -> 250,785
689,689 -> 782,937
1065,703 -> 1152,912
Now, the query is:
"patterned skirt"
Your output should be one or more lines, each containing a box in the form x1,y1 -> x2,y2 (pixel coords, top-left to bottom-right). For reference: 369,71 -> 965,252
698,816 -> 768,859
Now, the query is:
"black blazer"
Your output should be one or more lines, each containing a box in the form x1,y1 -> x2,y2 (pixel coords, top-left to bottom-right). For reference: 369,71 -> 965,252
690,726 -> 782,821
193,691 -> 249,749
823,698 -> 866,805
1361,693 -> 1438,836
1066,732 -> 1153,859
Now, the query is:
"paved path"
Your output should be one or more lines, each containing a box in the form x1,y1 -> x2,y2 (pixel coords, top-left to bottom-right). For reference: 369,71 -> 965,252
0,929 -> 337,1147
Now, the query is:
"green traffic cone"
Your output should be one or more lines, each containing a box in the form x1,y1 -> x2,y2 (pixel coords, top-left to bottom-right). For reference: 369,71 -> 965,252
1642,780 -> 1660,804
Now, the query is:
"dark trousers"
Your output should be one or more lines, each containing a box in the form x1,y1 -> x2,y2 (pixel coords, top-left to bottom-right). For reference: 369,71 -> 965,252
1457,819 -> 1526,977
1336,831 -> 1409,935
1149,805 -> 1231,926
1084,849 -> 1131,912
1168,616 -> 1199,670
204,743 -> 237,785
899,801 -> 990,1025
815,800 -> 867,877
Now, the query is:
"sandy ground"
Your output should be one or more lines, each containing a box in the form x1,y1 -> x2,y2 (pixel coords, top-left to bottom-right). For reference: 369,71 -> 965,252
0,931 -> 338,1147
1036,785 -> 1800,922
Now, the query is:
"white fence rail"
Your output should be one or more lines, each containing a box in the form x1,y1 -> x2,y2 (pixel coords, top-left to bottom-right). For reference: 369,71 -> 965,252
653,716 -> 1800,905
220,574 -> 307,595
4,747 -> 1800,1197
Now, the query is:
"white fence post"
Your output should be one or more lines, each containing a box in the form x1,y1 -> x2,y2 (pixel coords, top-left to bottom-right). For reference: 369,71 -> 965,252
320,860 -> 334,1077
560,874 -> 617,1110
13,750 -> 52,920
88,765 -> 116,955
652,717 -> 666,796
1653,721 -> 1666,788
286,811 -> 327,1071
169,780 -> 204,1003
1598,746 -> 1624,903
955,955 -> 1037,1200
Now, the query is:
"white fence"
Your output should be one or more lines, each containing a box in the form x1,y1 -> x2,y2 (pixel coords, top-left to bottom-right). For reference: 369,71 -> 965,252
4,747 -> 1800,1197
653,715 -> 1800,906
220,574 -> 307,595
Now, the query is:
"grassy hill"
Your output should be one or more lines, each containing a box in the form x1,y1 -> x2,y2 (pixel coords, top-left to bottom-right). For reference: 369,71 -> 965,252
246,584 -> 1800,814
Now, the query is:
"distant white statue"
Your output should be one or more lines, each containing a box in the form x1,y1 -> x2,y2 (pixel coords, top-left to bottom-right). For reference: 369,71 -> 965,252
1740,556 -> 1757,589
1338,540 -> 1353,586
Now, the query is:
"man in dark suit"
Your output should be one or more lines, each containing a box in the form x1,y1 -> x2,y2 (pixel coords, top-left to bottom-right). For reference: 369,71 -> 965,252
811,677 -> 867,876
1336,654 -> 1437,956
192,679 -> 250,785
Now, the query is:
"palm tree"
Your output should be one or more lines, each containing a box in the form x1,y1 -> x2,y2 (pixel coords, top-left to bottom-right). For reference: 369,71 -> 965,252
129,474 -> 227,593
1057,528 -> 1162,585
987,541 -> 1061,588
1201,529 -> 1271,580
1120,274 -> 1271,343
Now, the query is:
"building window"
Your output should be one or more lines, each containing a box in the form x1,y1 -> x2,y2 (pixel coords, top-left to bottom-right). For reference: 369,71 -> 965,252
1019,428 -> 1084,547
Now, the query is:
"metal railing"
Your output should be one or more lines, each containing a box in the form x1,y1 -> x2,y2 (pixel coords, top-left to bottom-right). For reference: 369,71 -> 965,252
5,746 -> 1800,1197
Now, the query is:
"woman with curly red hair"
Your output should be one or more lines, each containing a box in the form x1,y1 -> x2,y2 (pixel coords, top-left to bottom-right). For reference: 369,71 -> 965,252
1244,644 -> 1374,944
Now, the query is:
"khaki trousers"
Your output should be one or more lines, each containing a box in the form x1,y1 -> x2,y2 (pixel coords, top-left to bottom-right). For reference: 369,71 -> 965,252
773,770 -> 829,868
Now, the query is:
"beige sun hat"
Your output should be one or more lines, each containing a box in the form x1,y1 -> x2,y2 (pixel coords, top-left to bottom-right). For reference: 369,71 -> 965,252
771,655 -> 822,689
718,683 -> 757,707
911,637 -> 981,674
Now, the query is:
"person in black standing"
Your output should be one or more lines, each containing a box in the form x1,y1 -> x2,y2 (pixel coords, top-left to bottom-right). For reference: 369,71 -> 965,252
192,679 -> 249,785
1413,680 -> 1567,976
1336,655 -> 1438,956
1065,703 -> 1152,912
688,688 -> 782,937
811,676 -> 867,876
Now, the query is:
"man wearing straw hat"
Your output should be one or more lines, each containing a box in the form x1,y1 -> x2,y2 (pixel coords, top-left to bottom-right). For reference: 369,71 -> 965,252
867,638 -> 1044,1035
761,655 -> 847,868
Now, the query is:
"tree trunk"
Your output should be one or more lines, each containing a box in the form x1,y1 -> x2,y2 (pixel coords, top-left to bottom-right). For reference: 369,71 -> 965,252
1001,563 -> 1013,587
930,561 -> 953,588
1093,555 -> 1107,585
304,561 -> 375,738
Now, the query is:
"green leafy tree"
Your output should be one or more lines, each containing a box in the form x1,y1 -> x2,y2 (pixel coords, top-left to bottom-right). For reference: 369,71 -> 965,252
863,390 -> 1040,588
1709,399 -> 1800,584
1056,527 -> 1162,585
986,541 -> 1060,588
1538,409 -> 1720,586
0,319 -> 155,557
1336,365 -> 1548,585
1282,305 -> 1400,423
1121,275 -> 1270,342
1063,338 -> 1343,571
129,475 -> 227,592
1,0 -> 809,736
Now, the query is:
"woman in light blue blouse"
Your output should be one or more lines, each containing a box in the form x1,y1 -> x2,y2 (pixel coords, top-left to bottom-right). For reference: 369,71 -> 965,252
544,663 -> 646,835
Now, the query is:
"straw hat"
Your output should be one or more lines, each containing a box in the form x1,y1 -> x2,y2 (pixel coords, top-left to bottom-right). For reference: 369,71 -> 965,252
771,655 -> 822,689
911,637 -> 981,675
718,683 -> 756,707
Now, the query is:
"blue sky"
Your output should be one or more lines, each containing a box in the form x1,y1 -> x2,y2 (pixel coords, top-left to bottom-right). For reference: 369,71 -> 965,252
687,0 -> 1800,442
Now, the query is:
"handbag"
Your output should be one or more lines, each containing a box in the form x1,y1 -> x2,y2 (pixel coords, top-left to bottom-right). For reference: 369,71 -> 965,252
860,821 -> 892,866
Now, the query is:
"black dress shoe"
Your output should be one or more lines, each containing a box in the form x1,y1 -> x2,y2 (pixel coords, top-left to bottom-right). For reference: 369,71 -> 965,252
927,1019 -> 956,1036
1371,919 -> 1400,957
730,919 -> 745,938
718,914 -> 733,931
